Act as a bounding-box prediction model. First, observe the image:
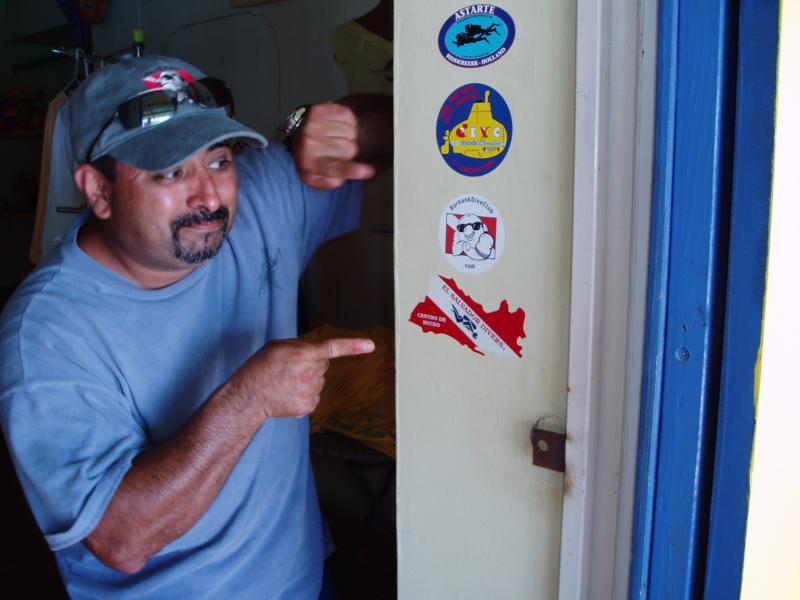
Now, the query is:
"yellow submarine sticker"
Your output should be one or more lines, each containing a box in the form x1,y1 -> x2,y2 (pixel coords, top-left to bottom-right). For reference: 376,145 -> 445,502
436,83 -> 512,176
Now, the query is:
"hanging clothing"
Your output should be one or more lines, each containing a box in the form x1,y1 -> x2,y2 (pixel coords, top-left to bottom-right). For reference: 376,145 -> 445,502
30,92 -> 67,263
30,93 -> 85,264
329,20 -> 393,96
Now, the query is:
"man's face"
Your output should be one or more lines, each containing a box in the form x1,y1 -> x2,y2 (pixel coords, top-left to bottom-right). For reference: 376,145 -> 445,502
103,144 -> 239,279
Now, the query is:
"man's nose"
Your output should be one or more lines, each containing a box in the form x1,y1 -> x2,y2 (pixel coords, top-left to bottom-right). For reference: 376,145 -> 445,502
187,168 -> 222,212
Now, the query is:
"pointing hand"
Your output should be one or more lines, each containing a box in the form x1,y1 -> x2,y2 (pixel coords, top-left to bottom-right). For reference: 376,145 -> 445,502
234,337 -> 375,420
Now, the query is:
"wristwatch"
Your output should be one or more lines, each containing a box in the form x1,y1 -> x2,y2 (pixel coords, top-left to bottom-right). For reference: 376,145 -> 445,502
281,104 -> 310,150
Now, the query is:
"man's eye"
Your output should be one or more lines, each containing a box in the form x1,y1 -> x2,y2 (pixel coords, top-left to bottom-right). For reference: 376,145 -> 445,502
155,169 -> 183,182
210,157 -> 231,170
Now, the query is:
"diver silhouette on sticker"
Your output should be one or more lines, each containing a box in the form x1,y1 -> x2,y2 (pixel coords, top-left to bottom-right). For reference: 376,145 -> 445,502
408,275 -> 526,357
438,5 -> 516,68
440,193 -> 505,274
436,83 -> 512,176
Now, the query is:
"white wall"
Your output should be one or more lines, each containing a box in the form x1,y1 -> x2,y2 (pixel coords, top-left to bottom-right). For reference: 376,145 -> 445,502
740,3 -> 800,597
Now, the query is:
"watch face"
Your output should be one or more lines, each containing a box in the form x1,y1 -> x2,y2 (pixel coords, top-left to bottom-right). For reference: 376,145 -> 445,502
287,106 -> 307,130
282,105 -> 309,144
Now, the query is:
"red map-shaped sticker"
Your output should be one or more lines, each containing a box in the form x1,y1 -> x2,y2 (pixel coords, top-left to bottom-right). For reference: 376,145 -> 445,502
409,276 -> 526,357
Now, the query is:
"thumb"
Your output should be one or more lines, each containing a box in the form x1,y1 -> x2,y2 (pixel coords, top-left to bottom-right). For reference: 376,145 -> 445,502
316,157 -> 375,181
301,174 -> 345,191
339,161 -> 376,181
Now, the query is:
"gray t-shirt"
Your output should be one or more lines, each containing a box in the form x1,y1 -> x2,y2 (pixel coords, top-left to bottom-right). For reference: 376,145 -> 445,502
0,145 -> 360,598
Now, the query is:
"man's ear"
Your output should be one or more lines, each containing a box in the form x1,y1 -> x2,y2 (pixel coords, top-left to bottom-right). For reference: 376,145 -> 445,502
75,164 -> 113,220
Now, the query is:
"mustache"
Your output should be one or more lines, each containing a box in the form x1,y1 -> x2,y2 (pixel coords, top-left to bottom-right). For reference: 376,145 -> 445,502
171,207 -> 230,232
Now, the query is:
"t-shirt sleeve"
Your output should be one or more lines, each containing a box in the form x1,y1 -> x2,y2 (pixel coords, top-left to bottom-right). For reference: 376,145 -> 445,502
0,331 -> 148,551
233,145 -> 363,268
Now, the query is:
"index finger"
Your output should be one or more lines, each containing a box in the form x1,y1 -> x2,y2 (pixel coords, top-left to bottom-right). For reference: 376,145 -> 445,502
310,338 -> 376,360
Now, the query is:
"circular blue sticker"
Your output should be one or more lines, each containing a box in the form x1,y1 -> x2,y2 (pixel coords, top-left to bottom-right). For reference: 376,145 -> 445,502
438,5 -> 516,68
436,83 -> 513,177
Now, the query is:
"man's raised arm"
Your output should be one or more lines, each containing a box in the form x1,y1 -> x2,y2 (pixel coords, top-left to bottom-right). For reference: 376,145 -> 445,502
291,94 -> 393,191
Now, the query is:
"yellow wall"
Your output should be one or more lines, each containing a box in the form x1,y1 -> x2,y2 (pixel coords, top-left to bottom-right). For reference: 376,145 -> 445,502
395,1 -> 575,597
740,3 -> 800,598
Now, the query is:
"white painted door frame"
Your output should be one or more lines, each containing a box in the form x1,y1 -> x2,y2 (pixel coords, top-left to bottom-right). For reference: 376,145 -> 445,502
559,1 -> 658,598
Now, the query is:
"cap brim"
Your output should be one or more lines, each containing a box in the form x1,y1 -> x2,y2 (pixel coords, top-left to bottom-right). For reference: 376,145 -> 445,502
106,110 -> 268,171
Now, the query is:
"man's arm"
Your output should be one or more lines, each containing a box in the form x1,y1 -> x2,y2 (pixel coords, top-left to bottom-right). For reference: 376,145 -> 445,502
291,94 -> 393,191
84,337 -> 374,573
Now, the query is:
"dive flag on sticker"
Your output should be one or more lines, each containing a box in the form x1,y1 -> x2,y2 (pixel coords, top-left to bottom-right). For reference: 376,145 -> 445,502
440,193 -> 505,274
409,276 -> 525,357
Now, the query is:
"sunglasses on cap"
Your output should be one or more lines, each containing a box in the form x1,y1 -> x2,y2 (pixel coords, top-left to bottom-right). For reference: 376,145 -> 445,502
86,77 -> 235,163
457,222 -> 483,232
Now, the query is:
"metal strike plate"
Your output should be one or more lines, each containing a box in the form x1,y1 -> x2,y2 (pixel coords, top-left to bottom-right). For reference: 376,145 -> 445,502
530,426 -> 566,473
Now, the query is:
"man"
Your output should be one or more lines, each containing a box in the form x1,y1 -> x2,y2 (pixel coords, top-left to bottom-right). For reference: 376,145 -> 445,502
0,55 -> 390,598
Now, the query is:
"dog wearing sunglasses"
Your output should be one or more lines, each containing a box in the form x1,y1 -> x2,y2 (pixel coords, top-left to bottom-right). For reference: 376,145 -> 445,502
451,212 -> 495,260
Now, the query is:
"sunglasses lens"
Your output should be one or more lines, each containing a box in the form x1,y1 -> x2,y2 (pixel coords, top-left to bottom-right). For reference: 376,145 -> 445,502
457,222 -> 482,232
115,78 -> 234,130
191,78 -> 235,115
140,92 -> 178,126
117,90 -> 176,129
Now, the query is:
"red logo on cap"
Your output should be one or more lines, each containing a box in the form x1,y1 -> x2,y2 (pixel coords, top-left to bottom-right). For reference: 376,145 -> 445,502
143,69 -> 195,91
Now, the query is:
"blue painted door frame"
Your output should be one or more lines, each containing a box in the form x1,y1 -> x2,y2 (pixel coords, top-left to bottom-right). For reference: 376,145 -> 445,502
629,0 -> 778,598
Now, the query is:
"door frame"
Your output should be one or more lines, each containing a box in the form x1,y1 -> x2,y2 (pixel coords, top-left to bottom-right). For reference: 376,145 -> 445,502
560,1 -> 658,598
629,0 -> 779,597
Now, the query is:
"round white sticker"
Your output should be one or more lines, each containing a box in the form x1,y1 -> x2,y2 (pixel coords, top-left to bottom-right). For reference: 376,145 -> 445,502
439,193 -> 505,274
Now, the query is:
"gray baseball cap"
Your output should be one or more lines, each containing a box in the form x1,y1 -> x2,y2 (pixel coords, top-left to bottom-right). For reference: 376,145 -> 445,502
69,54 -> 267,171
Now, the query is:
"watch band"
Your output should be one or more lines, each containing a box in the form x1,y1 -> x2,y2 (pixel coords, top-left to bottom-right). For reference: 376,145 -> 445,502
281,104 -> 310,150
